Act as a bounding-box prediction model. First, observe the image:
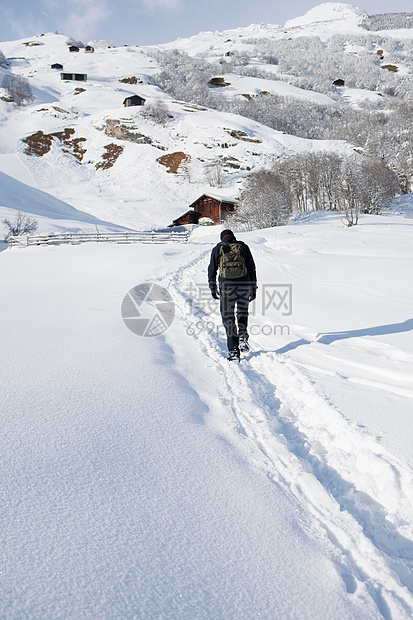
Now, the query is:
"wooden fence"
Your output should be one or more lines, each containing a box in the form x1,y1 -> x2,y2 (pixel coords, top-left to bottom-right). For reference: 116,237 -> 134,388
8,230 -> 189,248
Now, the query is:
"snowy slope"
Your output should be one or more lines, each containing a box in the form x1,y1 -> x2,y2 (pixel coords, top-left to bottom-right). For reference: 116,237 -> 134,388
211,72 -> 336,105
285,3 -> 367,31
0,31 -> 348,232
1,208 -> 413,618
0,170 -> 127,233
0,2 -> 403,233
159,3 -> 366,55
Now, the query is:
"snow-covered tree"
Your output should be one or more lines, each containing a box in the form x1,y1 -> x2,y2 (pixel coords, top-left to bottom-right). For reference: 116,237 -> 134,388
227,167 -> 292,230
0,49 -> 7,67
362,13 -> 413,31
141,98 -> 170,125
2,74 -> 33,105
155,49 -> 212,105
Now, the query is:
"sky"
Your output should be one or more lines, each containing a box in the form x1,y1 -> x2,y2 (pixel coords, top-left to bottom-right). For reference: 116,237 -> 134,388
1,0 -> 413,46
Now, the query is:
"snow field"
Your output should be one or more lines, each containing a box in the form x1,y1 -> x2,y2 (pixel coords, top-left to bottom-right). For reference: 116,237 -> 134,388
1,239 -> 381,619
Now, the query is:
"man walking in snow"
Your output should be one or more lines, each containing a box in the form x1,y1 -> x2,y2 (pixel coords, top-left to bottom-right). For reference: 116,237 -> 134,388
208,229 -> 257,361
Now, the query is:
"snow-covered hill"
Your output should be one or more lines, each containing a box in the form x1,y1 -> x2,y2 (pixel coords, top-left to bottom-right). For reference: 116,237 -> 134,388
0,30 -> 350,231
1,2 -> 413,232
285,2 -> 367,31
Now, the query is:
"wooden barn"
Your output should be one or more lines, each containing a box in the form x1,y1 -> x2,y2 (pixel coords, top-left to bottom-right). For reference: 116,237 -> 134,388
60,72 -> 87,82
69,45 -> 80,53
51,63 -> 63,70
169,194 -> 238,227
123,95 -> 146,107
85,45 -> 95,53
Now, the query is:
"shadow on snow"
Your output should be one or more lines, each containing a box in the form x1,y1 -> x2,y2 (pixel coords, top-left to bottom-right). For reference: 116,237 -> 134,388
276,319 -> 413,354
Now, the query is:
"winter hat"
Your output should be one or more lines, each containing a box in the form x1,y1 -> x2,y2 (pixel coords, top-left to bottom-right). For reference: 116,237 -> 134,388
220,229 -> 235,241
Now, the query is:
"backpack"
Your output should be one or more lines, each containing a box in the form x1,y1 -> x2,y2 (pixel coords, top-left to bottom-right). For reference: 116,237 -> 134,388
219,242 -> 248,279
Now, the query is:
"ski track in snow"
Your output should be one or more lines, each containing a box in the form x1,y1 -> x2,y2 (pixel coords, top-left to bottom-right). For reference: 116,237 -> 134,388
162,244 -> 413,620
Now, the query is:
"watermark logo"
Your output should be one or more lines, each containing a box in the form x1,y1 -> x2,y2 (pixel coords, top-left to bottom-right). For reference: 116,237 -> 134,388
121,283 -> 175,337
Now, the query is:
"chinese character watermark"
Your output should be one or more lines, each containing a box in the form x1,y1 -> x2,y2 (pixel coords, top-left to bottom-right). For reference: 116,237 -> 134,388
262,284 -> 292,316
183,282 -> 293,318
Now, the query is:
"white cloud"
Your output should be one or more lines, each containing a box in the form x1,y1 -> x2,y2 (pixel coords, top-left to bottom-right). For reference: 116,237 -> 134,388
41,0 -> 60,10
138,0 -> 183,12
58,0 -> 112,40
1,5 -> 45,39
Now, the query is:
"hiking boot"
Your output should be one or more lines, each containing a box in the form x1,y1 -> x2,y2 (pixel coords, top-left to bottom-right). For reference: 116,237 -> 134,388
227,348 -> 240,362
239,336 -> 249,352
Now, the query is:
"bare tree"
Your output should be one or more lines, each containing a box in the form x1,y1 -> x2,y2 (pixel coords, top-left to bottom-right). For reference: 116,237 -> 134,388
338,156 -> 400,225
205,158 -> 225,187
280,152 -> 343,212
231,150 -> 400,230
340,170 -> 360,227
281,155 -> 311,212
317,153 -> 343,211
141,98 -> 170,125
227,168 -> 292,230
3,212 -> 38,241
2,74 -> 33,106
278,151 -> 400,220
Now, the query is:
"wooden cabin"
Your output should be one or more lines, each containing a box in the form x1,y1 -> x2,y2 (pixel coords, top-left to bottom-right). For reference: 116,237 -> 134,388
51,63 -> 63,70
60,72 -> 87,82
170,194 -> 238,227
123,95 -> 146,107
85,45 -> 95,53
333,79 -> 345,87
170,209 -> 200,226
69,45 -> 80,53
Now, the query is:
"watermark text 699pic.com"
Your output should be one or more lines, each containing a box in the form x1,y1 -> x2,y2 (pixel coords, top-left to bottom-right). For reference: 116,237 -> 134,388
183,282 -> 292,338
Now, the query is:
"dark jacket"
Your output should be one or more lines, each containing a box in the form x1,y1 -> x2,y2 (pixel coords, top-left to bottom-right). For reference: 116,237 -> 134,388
208,236 -> 257,290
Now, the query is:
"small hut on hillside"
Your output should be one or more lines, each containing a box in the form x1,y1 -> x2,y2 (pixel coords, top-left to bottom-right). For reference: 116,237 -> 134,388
85,45 -> 95,53
69,45 -> 80,53
123,95 -> 146,107
169,194 -> 238,227
60,72 -> 87,82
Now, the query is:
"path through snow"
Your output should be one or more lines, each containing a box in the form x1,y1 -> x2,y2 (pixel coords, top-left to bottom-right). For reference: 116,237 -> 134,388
164,218 -> 413,619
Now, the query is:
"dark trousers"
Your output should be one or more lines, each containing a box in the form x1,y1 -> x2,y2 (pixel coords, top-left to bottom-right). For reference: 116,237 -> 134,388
219,283 -> 250,352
